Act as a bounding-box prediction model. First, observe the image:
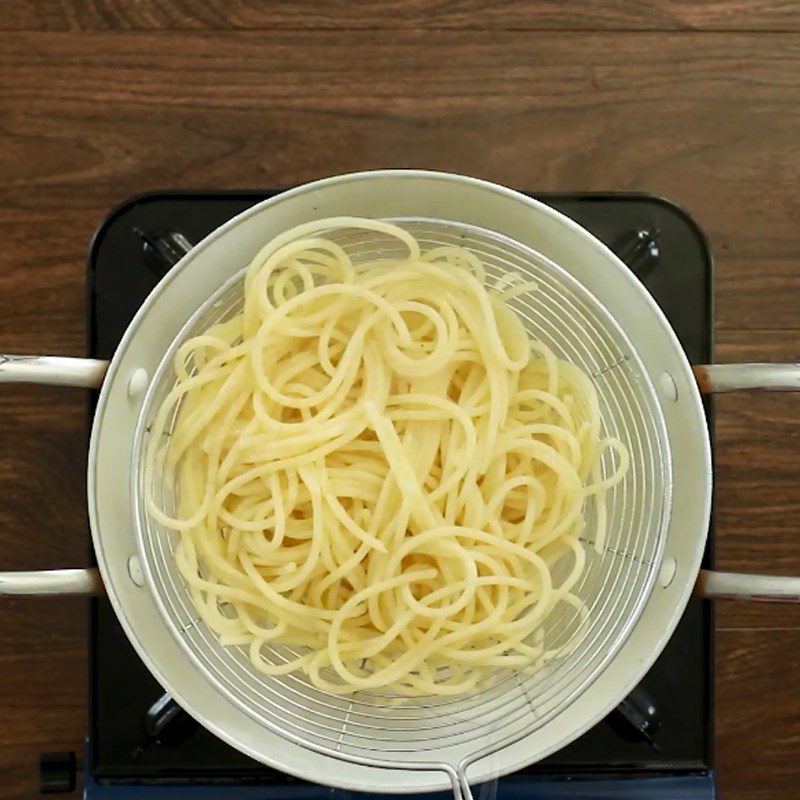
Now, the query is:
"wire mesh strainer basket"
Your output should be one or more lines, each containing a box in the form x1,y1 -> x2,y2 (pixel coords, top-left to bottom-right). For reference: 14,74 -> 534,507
133,218 -> 671,798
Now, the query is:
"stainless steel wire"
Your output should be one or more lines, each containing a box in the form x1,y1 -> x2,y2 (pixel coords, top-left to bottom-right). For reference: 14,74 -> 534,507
134,218 -> 671,773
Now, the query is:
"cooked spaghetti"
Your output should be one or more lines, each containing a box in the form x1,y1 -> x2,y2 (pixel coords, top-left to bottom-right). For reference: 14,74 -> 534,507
145,217 -> 628,695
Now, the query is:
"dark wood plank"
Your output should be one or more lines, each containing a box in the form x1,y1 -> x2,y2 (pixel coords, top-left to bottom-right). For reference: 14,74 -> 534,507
716,629 -> 800,800
0,389 -> 87,551
4,0 -> 800,32
717,258 -> 800,331
0,604 -> 86,800
0,606 -> 86,745
1,30 -> 800,331
0,205 -> 91,351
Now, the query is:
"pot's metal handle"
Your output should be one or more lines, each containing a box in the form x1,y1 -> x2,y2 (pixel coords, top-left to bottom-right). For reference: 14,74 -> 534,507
693,363 -> 800,393
0,355 -> 108,596
696,571 -> 800,602
0,354 -> 108,388
691,361 -> 800,602
0,569 -> 103,596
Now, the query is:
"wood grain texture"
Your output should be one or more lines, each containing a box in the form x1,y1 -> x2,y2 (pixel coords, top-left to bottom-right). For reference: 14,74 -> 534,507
716,630 -> 800,800
0,12 -> 798,800
2,30 -> 800,332
4,0 -> 800,32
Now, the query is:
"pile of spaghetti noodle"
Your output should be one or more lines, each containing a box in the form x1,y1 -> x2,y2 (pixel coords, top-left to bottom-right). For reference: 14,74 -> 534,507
147,218 -> 628,696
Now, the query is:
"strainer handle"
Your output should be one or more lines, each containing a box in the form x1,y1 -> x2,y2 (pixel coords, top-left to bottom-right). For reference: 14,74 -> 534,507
0,354 -> 107,596
449,764 -> 476,800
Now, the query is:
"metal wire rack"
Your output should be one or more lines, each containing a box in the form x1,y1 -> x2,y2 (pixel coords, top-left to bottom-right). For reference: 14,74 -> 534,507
134,218 -> 671,798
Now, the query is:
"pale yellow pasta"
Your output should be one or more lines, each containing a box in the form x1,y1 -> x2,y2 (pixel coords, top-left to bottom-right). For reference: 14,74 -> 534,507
146,217 -> 627,696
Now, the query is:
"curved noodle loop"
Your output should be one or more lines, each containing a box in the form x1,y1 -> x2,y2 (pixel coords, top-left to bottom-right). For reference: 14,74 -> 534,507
146,217 -> 627,696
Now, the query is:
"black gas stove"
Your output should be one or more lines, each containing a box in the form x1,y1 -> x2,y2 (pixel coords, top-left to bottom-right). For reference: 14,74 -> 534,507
46,192 -> 717,798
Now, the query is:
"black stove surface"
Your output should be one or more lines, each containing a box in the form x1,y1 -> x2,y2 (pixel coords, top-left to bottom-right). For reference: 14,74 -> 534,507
87,191 -> 714,782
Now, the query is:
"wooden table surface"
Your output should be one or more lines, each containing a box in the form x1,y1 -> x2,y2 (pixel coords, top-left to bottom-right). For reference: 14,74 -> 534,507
1,2 -> 799,798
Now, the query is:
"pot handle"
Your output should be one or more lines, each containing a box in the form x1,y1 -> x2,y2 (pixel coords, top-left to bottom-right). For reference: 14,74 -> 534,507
693,363 -> 800,393
696,571 -> 800,602
691,361 -> 800,602
0,569 -> 103,596
0,354 -> 109,596
0,354 -> 108,388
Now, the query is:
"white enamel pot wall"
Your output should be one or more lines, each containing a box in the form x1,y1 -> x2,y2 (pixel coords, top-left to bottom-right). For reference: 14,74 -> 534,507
1,171 -> 799,794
